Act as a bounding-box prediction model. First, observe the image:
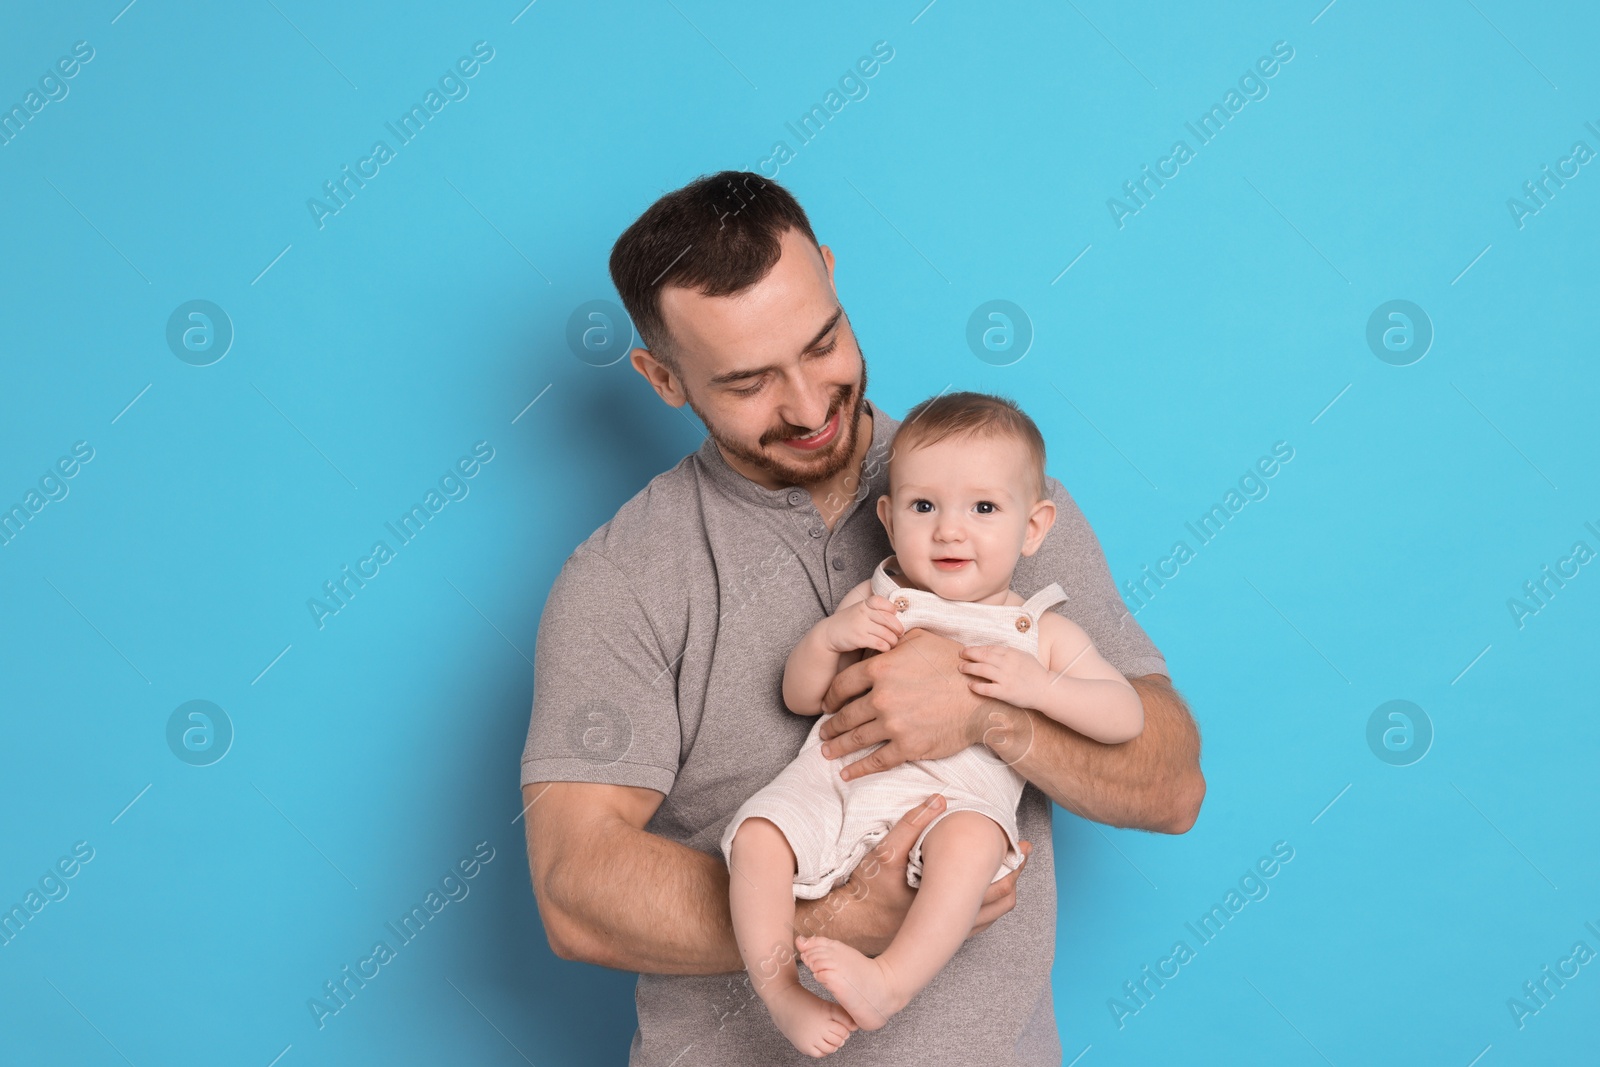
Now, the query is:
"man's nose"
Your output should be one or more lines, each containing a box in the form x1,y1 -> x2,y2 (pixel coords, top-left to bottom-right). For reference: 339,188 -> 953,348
778,377 -> 831,430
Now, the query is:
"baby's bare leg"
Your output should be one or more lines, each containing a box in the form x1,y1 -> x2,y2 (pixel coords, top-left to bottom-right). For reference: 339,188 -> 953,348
728,817 -> 857,1057
799,811 -> 1008,1030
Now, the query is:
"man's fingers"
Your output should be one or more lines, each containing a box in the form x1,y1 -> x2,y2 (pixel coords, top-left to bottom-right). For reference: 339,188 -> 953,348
875,794 -> 947,856
821,718 -> 888,761
987,841 -> 1031,894
876,796 -> 947,863
817,694 -> 868,742
819,658 -> 873,720
968,840 -> 1030,938
985,862 -> 1020,901
839,742 -> 902,780
971,880 -> 1013,934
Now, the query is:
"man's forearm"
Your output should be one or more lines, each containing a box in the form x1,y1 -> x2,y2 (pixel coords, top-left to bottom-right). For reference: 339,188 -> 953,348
980,675 -> 1204,833
534,808 -> 883,974
539,812 -> 744,974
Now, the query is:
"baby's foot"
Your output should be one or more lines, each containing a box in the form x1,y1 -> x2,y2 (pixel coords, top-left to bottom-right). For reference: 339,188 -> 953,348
797,935 -> 906,1031
763,981 -> 857,1058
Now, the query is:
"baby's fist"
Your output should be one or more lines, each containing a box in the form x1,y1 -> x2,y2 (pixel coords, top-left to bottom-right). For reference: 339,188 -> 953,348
824,594 -> 905,654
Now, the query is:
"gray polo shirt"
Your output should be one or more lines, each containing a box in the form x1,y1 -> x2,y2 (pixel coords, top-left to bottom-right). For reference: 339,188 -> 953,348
521,396 -> 1167,1066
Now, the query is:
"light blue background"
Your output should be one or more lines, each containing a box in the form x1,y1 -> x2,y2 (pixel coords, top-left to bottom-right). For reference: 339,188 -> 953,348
2,2 -> 1596,1064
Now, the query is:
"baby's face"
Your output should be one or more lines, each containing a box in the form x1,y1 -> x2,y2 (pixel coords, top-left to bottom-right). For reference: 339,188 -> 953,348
876,433 -> 1050,603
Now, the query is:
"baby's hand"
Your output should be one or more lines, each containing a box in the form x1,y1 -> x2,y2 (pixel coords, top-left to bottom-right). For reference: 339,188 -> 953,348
957,645 -> 1049,709
821,595 -> 905,654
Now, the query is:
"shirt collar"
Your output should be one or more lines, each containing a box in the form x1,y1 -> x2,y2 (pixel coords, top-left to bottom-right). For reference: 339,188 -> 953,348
694,396 -> 899,510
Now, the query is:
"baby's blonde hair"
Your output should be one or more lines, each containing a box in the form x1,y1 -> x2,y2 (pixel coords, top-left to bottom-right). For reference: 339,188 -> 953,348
889,392 -> 1048,501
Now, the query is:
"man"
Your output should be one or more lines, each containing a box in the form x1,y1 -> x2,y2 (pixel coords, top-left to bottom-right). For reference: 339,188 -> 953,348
520,171 -> 1204,1065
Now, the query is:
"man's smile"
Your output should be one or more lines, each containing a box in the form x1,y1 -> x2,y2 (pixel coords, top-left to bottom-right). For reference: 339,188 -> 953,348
779,408 -> 841,452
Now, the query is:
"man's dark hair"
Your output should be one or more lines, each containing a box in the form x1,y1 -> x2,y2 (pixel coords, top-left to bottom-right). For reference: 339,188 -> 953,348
608,171 -> 821,372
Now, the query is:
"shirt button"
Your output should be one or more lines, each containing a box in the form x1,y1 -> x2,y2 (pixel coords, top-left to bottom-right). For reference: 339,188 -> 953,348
787,490 -> 806,506
831,558 -> 845,571
808,525 -> 824,538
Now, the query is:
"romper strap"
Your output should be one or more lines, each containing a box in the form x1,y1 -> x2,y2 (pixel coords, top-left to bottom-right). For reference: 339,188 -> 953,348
1021,582 -> 1069,619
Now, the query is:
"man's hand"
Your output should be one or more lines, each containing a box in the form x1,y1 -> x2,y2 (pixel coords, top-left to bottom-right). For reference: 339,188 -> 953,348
817,627 -> 984,781
814,628 -> 1205,832
794,793 -> 1031,956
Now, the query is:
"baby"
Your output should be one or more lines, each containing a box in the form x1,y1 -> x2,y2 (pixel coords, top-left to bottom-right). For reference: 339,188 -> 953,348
719,391 -> 1146,1057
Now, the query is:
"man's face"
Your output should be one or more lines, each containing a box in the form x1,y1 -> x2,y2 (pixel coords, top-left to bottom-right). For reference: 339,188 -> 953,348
632,227 -> 868,490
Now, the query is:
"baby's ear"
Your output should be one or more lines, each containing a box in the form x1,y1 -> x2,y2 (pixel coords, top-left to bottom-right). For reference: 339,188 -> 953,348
875,493 -> 891,532
1021,497 -> 1057,556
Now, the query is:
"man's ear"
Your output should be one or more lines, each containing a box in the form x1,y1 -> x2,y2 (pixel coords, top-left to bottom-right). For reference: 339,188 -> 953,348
1020,497 -> 1057,557
629,347 -> 686,408
819,243 -> 836,291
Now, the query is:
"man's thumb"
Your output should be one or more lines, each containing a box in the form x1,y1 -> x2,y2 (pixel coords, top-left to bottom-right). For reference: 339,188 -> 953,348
896,793 -> 946,834
865,795 -> 945,872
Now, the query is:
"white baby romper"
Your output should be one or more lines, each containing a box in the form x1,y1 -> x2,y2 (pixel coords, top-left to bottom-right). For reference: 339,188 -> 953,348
720,554 -> 1069,899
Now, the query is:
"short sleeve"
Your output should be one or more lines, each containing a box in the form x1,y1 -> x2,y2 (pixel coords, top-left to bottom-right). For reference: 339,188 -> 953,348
1014,477 -> 1169,681
520,545 -> 682,794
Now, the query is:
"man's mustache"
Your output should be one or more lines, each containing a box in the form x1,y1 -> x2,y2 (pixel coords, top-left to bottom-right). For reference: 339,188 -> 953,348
761,384 -> 854,445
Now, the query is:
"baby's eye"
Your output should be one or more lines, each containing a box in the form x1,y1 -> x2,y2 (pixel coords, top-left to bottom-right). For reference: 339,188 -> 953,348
911,500 -> 933,513
975,501 -> 998,514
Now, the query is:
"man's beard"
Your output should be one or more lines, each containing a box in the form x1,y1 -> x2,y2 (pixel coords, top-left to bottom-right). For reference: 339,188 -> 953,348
687,358 -> 869,490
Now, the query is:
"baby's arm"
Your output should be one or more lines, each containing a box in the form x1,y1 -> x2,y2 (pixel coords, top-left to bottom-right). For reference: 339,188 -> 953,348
782,581 -> 905,715
958,613 -> 1144,743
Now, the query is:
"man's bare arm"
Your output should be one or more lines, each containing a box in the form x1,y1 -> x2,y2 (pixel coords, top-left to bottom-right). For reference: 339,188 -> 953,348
979,674 -> 1204,833
523,781 -> 743,973
818,631 -> 1204,834
522,781 -> 1027,973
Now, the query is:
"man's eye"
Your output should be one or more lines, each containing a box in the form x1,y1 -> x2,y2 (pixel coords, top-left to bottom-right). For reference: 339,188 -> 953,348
811,338 -> 839,357
729,379 -> 764,397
